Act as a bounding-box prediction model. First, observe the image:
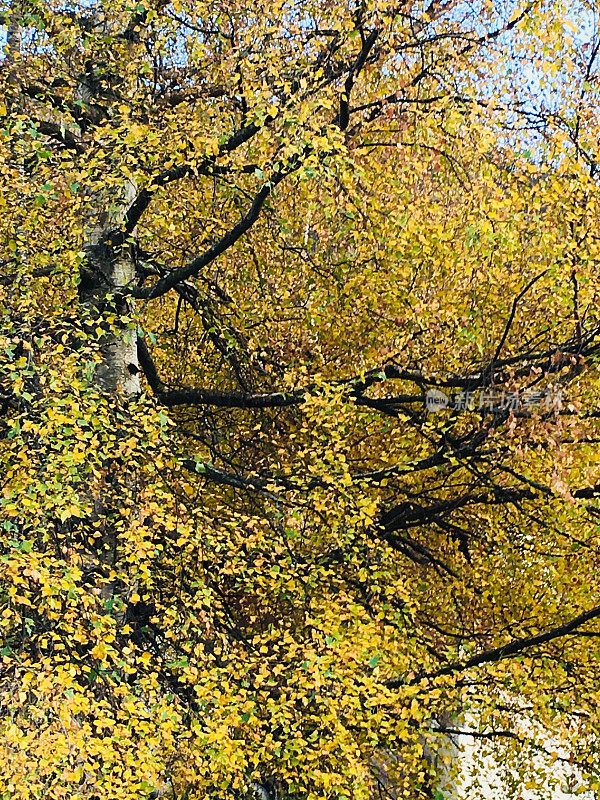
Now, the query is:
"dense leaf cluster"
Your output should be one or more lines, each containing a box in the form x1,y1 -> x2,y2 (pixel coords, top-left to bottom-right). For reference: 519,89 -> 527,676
2,1 -> 600,798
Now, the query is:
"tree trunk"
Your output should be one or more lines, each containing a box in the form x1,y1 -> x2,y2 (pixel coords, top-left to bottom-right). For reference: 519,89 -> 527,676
73,9 -> 140,396
424,712 -> 461,800
78,177 -> 140,396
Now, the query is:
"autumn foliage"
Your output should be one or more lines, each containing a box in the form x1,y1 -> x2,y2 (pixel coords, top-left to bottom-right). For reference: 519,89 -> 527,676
2,0 -> 600,798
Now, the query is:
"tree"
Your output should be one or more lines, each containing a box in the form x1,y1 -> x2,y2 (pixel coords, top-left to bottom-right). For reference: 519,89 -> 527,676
2,0 -> 600,798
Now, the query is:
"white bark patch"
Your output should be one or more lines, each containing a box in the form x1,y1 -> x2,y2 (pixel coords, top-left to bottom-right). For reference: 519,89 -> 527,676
82,178 -> 140,395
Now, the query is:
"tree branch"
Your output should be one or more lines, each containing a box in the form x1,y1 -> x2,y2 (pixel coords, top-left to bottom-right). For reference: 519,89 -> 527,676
122,123 -> 261,238
386,604 -> 600,688
131,165 -> 294,300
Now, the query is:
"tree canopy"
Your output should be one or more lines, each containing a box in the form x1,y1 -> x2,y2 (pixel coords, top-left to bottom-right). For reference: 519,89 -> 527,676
2,0 -> 600,798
